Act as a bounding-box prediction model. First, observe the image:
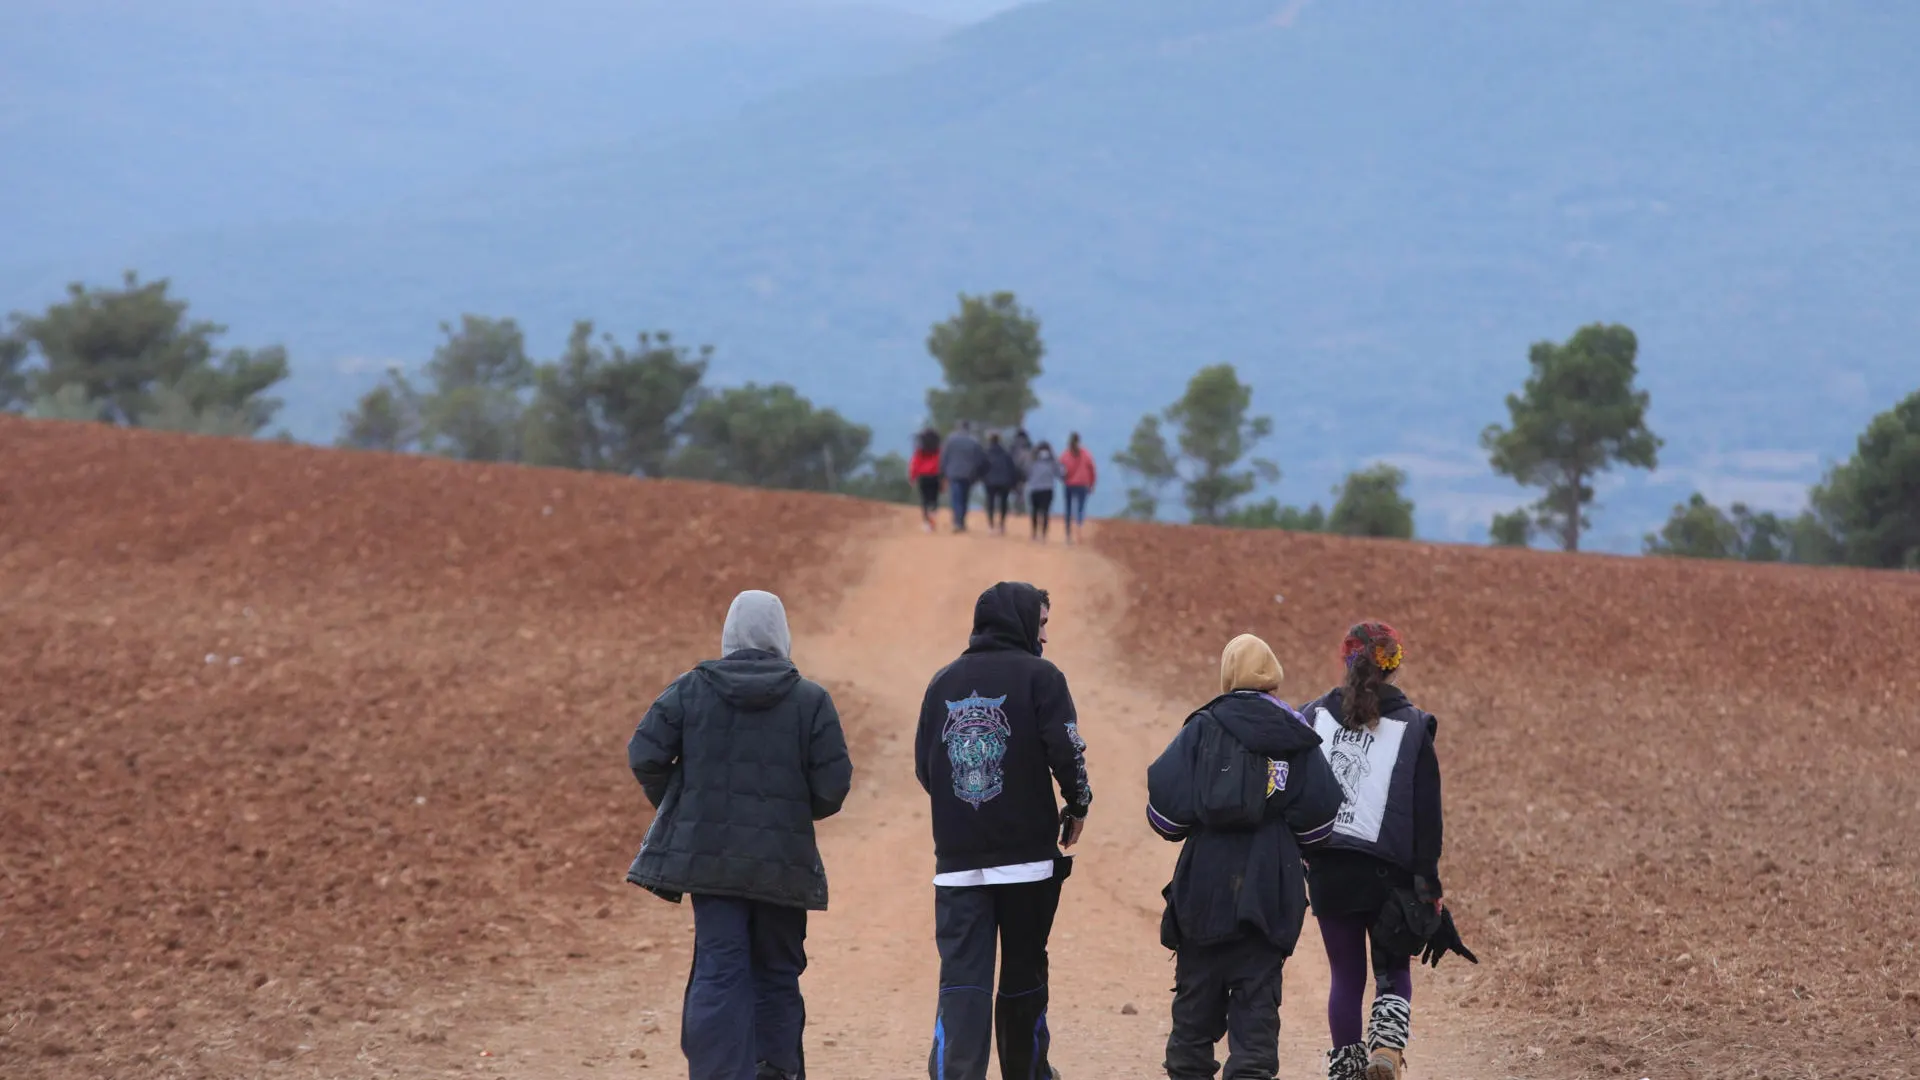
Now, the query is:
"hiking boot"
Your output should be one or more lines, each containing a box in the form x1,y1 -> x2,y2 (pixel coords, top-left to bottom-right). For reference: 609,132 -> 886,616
1364,1048 -> 1403,1080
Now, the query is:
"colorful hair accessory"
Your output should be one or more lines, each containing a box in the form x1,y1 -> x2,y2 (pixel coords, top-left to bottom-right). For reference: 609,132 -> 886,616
1341,621 -> 1404,672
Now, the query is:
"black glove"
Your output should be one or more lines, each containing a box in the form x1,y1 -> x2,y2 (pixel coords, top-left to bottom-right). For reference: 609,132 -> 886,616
1419,909 -> 1478,968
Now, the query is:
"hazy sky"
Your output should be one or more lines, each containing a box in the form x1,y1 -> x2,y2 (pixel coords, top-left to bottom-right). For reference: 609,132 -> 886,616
865,0 -> 1029,21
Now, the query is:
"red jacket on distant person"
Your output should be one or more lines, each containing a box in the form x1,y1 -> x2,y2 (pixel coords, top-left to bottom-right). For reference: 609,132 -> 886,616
909,448 -> 943,481
1060,447 -> 1097,489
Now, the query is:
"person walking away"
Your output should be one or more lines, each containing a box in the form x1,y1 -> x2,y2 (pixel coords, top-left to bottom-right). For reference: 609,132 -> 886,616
911,428 -> 945,533
1147,634 -> 1343,1080
1300,622 -> 1475,1080
941,422 -> 987,533
1010,429 -> 1035,516
1058,434 -> 1097,544
915,582 -> 1092,1080
1025,442 -> 1061,541
982,433 -> 1019,536
626,591 -> 854,1080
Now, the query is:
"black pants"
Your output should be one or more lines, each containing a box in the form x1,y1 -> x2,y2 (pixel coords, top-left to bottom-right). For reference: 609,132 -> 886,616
929,875 -> 1063,1080
1029,490 -> 1053,537
919,476 -> 943,517
1165,935 -> 1288,1080
984,486 -> 1012,529
685,895 -> 808,1080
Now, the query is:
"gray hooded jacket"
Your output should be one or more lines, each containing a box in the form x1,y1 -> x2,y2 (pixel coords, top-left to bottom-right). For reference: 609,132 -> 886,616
941,430 -> 987,481
626,590 -> 852,910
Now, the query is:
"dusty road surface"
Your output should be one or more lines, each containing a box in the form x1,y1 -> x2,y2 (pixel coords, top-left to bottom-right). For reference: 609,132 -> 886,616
492,512 -> 1505,1079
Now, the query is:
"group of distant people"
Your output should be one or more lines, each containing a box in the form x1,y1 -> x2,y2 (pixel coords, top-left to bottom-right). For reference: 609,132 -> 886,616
908,422 -> 1099,543
627,587 -> 1473,1080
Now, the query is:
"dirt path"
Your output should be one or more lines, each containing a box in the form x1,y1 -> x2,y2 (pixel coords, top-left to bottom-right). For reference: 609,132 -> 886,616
462,512 -> 1504,1078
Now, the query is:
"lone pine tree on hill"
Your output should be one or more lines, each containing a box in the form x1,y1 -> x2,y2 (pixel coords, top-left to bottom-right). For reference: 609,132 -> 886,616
1117,363 -> 1277,525
1482,323 -> 1661,553
924,292 -> 1044,431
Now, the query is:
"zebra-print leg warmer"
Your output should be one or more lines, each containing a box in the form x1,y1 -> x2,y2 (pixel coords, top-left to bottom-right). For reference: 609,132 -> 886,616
1366,994 -> 1411,1052
1326,1043 -> 1370,1080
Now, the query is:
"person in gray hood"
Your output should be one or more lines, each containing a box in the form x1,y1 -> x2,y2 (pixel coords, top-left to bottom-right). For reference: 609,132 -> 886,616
627,590 -> 852,1080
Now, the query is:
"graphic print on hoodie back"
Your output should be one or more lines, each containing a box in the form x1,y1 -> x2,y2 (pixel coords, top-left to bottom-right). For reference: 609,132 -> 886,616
915,583 -> 1093,874
943,691 -> 1012,807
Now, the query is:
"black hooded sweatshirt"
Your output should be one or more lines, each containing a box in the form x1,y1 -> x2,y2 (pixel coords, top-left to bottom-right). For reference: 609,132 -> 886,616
1146,692 -> 1344,952
626,649 -> 852,910
915,582 -> 1092,875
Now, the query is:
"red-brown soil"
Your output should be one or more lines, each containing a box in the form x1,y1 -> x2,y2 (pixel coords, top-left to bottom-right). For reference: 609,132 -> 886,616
8,414 -> 1919,1080
0,417 -> 887,1078
1094,521 -> 1920,1079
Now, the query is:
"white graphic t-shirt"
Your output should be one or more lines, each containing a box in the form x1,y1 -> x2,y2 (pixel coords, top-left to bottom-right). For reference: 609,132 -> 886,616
1311,707 -> 1408,844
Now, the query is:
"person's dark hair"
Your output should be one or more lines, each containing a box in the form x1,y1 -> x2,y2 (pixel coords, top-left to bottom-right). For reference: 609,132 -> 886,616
1067,432 -> 1081,451
1036,587 -> 1051,609
1337,621 -> 1404,732
916,427 -> 940,454
1035,440 -> 1054,456
989,431 -> 1003,447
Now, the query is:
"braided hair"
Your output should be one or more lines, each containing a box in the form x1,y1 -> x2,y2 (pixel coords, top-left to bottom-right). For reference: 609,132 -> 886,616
1338,621 -> 1404,731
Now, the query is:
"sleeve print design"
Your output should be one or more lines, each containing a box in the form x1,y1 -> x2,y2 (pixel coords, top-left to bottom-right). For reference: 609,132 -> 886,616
1064,719 -> 1092,805
943,692 -> 1011,808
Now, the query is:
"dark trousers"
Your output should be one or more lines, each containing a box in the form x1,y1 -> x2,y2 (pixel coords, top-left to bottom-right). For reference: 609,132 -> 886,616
1063,486 -> 1090,536
949,479 -> 974,529
1317,911 -> 1412,1049
985,486 -> 1012,529
1164,935 -> 1288,1080
685,895 -> 809,1080
929,876 -> 1063,1080
1029,490 -> 1054,537
919,476 -> 943,517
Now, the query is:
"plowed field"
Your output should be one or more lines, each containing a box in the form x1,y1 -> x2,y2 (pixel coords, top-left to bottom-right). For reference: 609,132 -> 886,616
5,416 -> 1917,1080
0,417 -> 888,1078
1094,522 -> 1920,1079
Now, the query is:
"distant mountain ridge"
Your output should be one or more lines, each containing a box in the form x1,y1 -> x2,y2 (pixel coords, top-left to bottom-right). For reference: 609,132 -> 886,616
0,0 -> 954,261
5,0 -> 1916,549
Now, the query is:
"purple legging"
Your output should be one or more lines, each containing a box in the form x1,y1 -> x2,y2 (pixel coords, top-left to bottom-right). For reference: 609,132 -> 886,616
1318,912 -> 1412,1047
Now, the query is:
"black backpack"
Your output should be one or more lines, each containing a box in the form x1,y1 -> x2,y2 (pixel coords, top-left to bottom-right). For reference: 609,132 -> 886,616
1190,709 -> 1268,829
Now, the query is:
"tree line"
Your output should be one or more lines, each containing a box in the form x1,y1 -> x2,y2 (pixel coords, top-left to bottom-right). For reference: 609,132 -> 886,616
332,314 -> 909,501
1108,321 -> 1917,570
3,274 -> 1915,569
